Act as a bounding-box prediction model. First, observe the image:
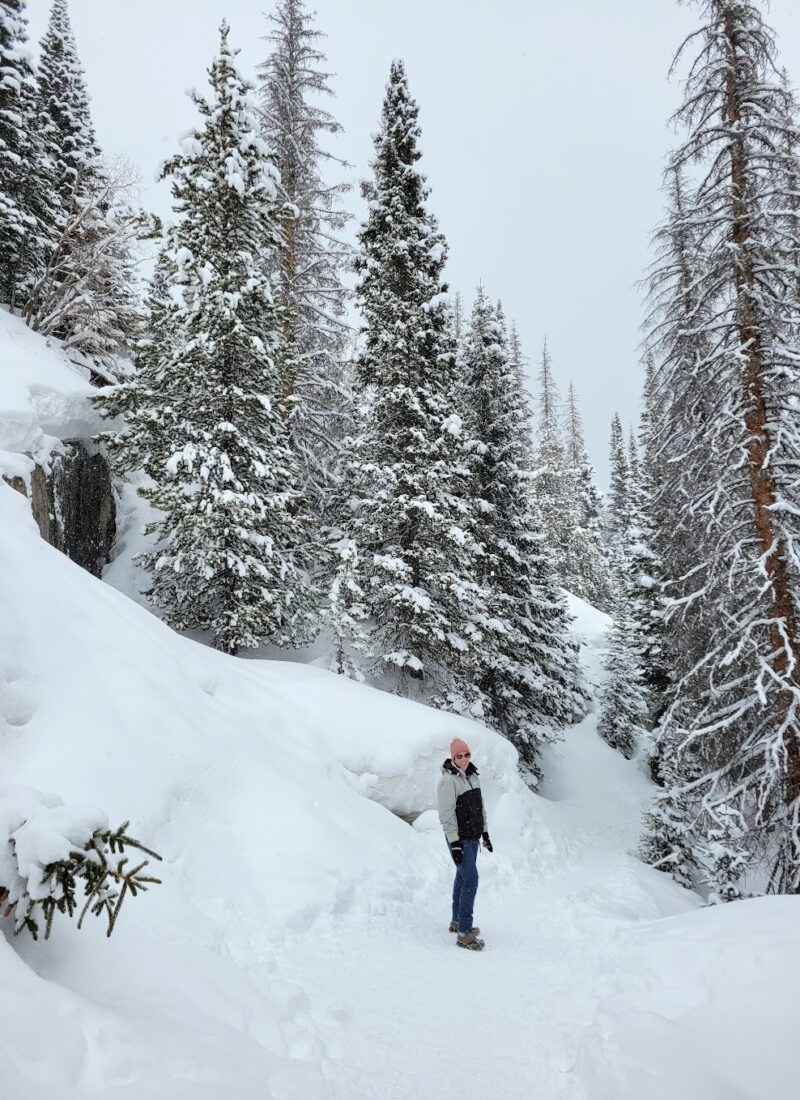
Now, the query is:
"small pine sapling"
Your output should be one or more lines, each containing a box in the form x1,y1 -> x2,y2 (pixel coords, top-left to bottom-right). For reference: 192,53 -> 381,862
0,789 -> 162,940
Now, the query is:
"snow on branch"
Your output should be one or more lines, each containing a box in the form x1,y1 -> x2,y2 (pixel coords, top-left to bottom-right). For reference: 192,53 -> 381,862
0,786 -> 162,941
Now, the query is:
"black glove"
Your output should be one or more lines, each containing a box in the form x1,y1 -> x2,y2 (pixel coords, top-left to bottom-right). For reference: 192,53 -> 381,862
450,840 -> 464,865
482,832 -> 493,853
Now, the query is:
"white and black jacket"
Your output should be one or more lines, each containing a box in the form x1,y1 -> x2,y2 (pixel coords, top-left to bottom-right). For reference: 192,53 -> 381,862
437,759 -> 488,844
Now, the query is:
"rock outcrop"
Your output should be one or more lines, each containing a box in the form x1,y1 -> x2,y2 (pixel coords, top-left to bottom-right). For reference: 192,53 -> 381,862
3,442 -> 116,577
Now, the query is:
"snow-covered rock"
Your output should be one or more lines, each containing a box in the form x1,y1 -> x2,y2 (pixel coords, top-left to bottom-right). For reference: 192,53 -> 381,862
0,308 -> 102,465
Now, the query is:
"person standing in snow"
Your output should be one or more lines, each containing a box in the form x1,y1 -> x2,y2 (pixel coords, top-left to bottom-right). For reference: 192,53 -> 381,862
437,738 -> 493,951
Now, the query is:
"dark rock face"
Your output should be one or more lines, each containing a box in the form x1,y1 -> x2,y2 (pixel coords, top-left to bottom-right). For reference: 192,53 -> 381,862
3,474 -> 27,497
3,443 -> 116,577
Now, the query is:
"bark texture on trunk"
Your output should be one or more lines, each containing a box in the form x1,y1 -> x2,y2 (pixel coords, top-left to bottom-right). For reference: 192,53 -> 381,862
724,9 -> 800,885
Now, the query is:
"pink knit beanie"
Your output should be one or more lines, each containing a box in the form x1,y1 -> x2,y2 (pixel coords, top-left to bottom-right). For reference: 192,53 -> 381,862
450,738 -> 470,760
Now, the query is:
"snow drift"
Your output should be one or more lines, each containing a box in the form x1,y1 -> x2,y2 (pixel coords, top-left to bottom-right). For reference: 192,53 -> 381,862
1,310 -> 798,1099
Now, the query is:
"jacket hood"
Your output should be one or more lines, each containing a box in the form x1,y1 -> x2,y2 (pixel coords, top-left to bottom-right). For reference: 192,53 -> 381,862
442,758 -> 478,777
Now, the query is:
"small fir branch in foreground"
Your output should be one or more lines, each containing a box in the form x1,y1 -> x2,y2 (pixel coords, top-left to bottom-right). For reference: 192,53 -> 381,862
1,802 -> 162,940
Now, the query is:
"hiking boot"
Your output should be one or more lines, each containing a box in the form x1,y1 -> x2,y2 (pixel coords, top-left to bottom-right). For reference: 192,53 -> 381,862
456,930 -> 485,951
449,921 -> 480,935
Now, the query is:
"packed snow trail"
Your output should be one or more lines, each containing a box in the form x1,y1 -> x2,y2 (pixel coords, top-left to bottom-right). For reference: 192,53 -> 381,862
273,719 -> 799,1100
273,719 -> 690,1100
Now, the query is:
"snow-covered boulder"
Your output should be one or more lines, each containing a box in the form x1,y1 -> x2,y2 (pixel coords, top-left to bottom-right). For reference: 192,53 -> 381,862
0,311 -> 118,575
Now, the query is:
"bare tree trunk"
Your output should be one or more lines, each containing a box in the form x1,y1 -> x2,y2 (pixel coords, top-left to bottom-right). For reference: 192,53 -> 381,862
725,12 -> 800,886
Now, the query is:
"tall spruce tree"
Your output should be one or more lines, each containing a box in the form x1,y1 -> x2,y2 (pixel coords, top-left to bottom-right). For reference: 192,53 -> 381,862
35,0 -> 99,207
627,426 -> 640,485
630,359 -> 669,714
532,340 -> 580,587
347,60 -> 483,711
598,599 -> 650,760
257,0 -> 352,510
599,406 -> 650,757
463,291 -> 586,775
96,23 -> 317,655
507,322 -> 531,450
640,166 -> 712,880
642,0 -> 800,897
0,0 -> 36,305
605,412 -> 631,579
563,381 -> 611,609
23,0 -> 139,376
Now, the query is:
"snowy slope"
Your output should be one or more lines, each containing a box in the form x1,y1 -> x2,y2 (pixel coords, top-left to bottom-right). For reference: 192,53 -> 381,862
0,482 -> 512,1097
1,313 -> 799,1099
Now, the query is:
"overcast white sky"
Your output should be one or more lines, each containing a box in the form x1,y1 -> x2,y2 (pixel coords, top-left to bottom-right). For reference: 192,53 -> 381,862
24,0 -> 800,482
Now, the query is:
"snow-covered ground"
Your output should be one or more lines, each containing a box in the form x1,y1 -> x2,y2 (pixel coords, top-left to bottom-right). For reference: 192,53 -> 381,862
1,312 -> 798,1098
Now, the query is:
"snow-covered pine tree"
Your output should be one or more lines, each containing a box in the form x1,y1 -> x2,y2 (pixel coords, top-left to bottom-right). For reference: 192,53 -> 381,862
96,23 -> 318,655
605,412 -> 630,575
452,291 -> 465,346
257,0 -> 352,513
642,0 -> 800,897
507,323 -> 530,436
599,372 -> 674,760
347,60 -> 483,711
639,736 -> 698,890
143,238 -> 175,355
563,380 -> 611,609
23,0 -> 140,378
463,290 -> 586,775
35,0 -> 98,206
630,357 -> 669,713
326,534 -> 370,681
597,593 -> 649,760
532,339 -> 580,587
640,166 -> 712,878
627,425 -> 639,486
0,0 -> 37,306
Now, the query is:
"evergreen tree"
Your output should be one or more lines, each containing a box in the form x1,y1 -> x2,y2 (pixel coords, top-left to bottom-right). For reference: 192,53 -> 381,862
532,339 -> 580,586
326,534 -> 370,681
23,0 -> 139,376
640,737 -> 697,890
257,0 -> 352,511
642,0 -> 800,896
641,166 -> 713,873
606,412 -> 630,567
347,60 -> 483,711
463,292 -> 586,775
143,237 -> 174,353
563,381 -> 611,609
631,358 -> 670,713
599,396 -> 655,759
35,0 -> 99,206
597,597 -> 649,760
96,23 -> 317,655
0,0 -> 36,305
627,426 -> 640,486
452,290 -> 465,346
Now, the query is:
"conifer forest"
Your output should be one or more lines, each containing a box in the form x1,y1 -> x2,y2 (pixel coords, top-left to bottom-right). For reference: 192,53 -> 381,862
2,2 -> 800,1095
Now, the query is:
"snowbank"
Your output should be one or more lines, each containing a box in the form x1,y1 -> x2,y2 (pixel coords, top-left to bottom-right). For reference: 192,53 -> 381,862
581,896 -> 800,1099
0,478 -> 543,1096
0,309 -> 102,466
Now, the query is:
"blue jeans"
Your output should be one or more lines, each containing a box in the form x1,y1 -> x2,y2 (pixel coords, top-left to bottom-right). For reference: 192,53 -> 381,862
448,839 -> 479,933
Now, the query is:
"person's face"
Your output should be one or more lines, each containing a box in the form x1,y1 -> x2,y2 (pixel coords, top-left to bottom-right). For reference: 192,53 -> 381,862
454,750 -> 471,772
